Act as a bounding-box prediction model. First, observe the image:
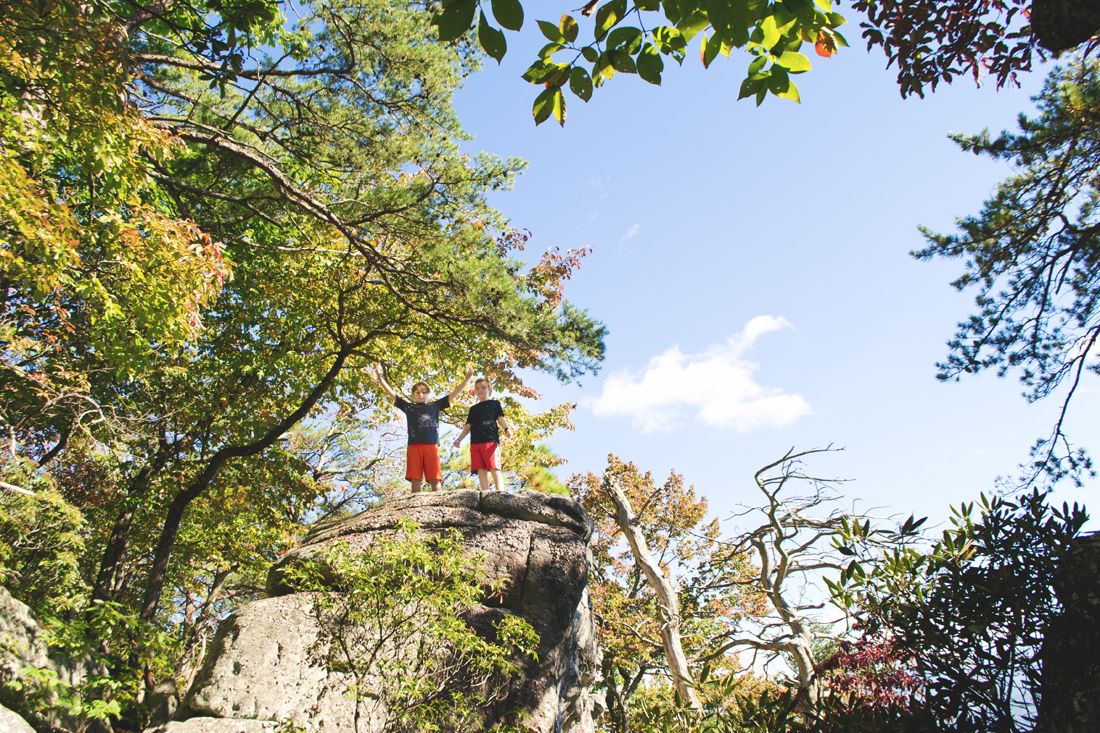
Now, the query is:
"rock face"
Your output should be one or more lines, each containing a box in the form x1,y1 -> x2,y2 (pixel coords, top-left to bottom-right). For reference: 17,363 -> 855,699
1037,531 -> 1100,733
173,490 -> 600,733
0,704 -> 36,733
0,586 -> 101,732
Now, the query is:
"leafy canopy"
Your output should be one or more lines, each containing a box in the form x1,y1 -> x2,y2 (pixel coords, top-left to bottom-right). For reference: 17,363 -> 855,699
431,0 -> 1078,125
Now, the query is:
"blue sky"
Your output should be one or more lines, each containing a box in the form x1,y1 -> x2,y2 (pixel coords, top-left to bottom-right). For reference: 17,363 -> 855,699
451,4 -> 1099,528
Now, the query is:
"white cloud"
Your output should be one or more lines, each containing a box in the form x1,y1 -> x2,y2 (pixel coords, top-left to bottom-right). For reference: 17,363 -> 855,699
584,316 -> 812,432
618,223 -> 641,244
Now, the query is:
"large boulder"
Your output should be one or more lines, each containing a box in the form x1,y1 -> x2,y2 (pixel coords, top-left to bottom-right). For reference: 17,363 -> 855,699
0,704 -> 35,733
0,586 -> 104,732
1037,531 -> 1100,733
172,490 -> 600,733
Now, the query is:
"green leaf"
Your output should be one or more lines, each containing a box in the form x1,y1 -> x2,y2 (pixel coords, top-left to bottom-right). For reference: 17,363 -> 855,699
814,0 -> 830,9
706,0 -> 750,47
747,54 -> 767,75
636,0 -> 660,9
532,87 -> 566,126
582,46 -> 600,62
759,14 -> 782,49
609,49 -> 636,73
784,0 -> 816,25
538,19 -> 567,43
608,26 -> 643,53
700,32 -> 721,68
637,43 -> 663,84
652,26 -> 687,53
569,65 -> 594,100
491,0 -> 524,31
738,74 -> 765,99
559,14 -> 579,42
663,0 -> 682,23
539,42 -> 564,58
521,59 -> 569,84
775,50 -> 810,72
597,52 -> 616,79
594,0 -> 627,41
676,10 -> 710,41
774,75 -> 800,101
433,0 -> 477,42
533,88 -> 554,125
478,12 -> 507,63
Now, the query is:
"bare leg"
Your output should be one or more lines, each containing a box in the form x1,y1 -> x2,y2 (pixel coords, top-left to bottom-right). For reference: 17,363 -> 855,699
476,469 -> 490,491
410,479 -> 422,493
490,468 -> 505,492
428,479 -> 441,491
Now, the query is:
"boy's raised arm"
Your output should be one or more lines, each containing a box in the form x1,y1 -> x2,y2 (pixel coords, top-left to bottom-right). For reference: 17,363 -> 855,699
448,371 -> 473,402
372,363 -> 398,401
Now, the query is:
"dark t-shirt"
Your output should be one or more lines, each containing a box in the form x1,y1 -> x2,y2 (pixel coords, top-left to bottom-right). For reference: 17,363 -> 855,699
465,399 -> 505,444
394,395 -> 449,444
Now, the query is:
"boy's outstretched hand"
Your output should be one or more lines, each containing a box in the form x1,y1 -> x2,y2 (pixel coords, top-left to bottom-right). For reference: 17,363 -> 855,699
372,363 -> 397,399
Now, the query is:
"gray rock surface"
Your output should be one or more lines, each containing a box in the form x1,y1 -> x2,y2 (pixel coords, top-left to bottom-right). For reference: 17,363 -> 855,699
155,719 -> 278,733
177,489 -> 600,733
0,585 -> 102,732
0,584 -> 90,688
0,704 -> 35,733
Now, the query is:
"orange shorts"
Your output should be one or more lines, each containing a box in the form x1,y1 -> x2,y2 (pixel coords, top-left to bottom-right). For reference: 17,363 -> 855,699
470,442 -> 499,473
406,443 -> 442,482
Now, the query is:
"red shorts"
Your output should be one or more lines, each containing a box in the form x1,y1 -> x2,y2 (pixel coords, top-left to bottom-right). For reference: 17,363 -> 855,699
470,442 -> 499,473
406,443 -> 442,482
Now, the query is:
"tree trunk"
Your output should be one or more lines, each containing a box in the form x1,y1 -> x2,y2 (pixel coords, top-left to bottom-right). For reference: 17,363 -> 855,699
139,347 -> 352,621
92,440 -> 171,603
603,473 -> 701,711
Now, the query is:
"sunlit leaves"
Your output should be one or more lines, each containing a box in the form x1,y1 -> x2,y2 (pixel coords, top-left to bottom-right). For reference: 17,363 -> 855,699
700,33 -> 721,68
594,0 -> 627,41
532,86 -> 566,125
774,50 -> 810,71
498,0 -> 846,122
559,13 -> 579,41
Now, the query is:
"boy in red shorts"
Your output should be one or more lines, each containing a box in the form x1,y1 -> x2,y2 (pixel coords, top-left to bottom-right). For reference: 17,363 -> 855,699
452,377 -> 513,492
373,364 -> 471,493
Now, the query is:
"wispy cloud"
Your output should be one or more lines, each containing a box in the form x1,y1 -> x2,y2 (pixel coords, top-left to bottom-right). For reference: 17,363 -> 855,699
619,223 -> 641,244
583,316 -> 812,432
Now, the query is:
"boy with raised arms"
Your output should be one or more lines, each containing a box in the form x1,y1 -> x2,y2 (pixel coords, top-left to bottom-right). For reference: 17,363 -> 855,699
452,377 -> 513,492
373,364 -> 471,493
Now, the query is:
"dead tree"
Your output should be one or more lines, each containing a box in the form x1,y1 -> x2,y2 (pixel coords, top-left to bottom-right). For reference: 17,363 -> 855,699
603,471 -> 702,711
697,446 -> 904,705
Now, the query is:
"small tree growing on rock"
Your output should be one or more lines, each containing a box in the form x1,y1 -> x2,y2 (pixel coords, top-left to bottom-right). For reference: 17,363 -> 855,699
285,518 -> 539,733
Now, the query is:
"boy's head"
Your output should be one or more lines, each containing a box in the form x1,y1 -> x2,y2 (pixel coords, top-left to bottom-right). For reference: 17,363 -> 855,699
411,382 -> 431,403
474,378 -> 491,401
